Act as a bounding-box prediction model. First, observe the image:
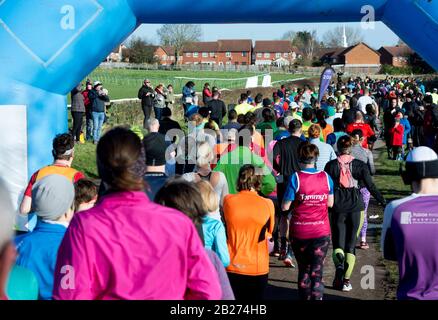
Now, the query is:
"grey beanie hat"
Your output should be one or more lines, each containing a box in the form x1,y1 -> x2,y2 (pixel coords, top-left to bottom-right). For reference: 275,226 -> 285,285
31,175 -> 75,221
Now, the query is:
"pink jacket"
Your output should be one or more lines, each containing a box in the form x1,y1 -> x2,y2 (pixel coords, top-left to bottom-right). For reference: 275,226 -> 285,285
53,191 -> 222,300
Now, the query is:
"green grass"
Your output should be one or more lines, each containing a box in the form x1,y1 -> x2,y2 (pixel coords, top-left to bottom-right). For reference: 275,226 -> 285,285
82,68 -> 304,100
72,142 -> 98,179
373,146 -> 411,201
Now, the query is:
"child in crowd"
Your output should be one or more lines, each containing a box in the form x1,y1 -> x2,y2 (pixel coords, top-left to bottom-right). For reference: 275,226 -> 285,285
74,179 -> 98,213
389,114 -> 405,160
196,181 -> 230,268
15,175 -> 75,300
398,110 -> 411,157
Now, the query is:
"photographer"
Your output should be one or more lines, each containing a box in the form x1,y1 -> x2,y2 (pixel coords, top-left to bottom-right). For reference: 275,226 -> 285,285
88,81 -> 110,144
138,79 -> 156,128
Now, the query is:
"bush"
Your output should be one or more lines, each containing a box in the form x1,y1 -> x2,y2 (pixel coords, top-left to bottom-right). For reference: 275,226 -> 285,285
379,64 -> 414,75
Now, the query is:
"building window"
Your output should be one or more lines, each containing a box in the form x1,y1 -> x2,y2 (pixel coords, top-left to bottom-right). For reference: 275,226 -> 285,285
193,52 -> 199,58
284,53 -> 289,58
202,52 -> 208,58
226,52 -> 231,57
242,52 -> 247,57
210,52 -> 215,57
264,53 -> 270,58
276,53 -> 281,58
186,52 -> 191,57
257,53 -> 262,58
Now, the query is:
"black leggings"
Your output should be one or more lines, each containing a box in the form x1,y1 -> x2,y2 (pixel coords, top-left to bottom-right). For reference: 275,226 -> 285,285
142,105 -> 152,129
331,211 -> 362,255
291,236 -> 330,300
71,111 -> 84,141
227,273 -> 268,300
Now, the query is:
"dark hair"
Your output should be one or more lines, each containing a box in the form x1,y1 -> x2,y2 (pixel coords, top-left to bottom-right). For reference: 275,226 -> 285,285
333,118 -> 345,132
74,179 -> 97,210
244,112 -> 257,127
337,135 -> 353,155
237,125 -> 254,147
298,141 -> 319,164
262,98 -> 272,107
351,129 -> 364,145
185,81 -> 195,88
96,127 -> 144,191
204,83 -> 210,88
246,90 -> 252,96
255,93 -> 263,104
365,104 -> 375,115
262,108 -> 275,122
288,119 -> 302,133
53,133 -> 75,161
240,93 -> 249,102
162,107 -> 172,118
302,107 -> 314,121
198,107 -> 210,118
276,116 -> 285,128
237,114 -> 246,125
237,164 -> 262,192
228,109 -> 238,121
316,109 -> 327,129
155,179 -> 206,225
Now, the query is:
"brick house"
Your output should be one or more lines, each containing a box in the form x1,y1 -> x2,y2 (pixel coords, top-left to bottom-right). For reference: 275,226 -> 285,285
319,42 -> 381,67
253,40 -> 300,66
216,39 -> 252,66
154,46 -> 178,65
181,39 -> 252,65
378,45 -> 414,67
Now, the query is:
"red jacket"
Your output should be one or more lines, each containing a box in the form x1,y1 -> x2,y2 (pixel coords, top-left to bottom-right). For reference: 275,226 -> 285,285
389,124 -> 404,147
346,122 -> 375,148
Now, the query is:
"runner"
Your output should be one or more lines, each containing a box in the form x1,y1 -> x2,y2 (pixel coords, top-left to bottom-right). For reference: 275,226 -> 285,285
324,136 -> 386,292
382,147 -> 438,300
282,142 -> 333,300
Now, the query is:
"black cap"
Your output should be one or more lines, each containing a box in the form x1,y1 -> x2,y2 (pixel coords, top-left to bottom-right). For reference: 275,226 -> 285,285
143,133 -> 166,166
162,107 -> 172,118
262,98 -> 272,107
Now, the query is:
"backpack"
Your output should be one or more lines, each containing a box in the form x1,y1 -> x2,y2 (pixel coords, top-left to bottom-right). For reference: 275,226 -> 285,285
338,159 -> 358,189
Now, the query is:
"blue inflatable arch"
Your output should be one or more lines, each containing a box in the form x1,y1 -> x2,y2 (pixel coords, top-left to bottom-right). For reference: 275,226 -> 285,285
0,0 -> 437,211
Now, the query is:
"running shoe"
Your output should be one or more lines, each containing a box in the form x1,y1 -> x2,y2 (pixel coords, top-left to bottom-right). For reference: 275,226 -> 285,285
270,250 -> 280,257
332,266 -> 344,290
342,280 -> 353,292
359,241 -> 370,250
278,250 -> 287,261
283,255 -> 296,268
369,214 -> 379,219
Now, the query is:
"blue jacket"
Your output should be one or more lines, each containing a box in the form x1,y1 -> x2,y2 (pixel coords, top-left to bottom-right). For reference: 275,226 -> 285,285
400,118 -> 411,145
202,216 -> 230,267
15,221 -> 67,300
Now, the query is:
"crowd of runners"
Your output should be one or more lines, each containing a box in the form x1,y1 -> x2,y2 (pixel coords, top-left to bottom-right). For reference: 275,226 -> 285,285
0,74 -> 438,300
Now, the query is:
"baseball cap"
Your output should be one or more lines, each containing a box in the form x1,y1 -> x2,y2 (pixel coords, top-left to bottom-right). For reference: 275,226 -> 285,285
402,147 -> 438,184
31,175 -> 75,221
93,81 -> 102,88
143,133 -> 167,166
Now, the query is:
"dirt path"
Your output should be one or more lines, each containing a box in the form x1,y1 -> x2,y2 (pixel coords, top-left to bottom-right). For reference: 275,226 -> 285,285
265,140 -> 388,300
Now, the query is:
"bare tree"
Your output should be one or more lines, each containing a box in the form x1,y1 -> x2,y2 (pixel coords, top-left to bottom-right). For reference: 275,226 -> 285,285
323,26 -> 364,48
157,24 -> 202,64
293,30 -> 319,61
124,37 -> 157,64
281,30 -> 296,42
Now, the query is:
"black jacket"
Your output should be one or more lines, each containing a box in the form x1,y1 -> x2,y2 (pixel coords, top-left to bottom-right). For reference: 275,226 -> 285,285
207,99 -> 227,127
273,135 -> 302,181
138,85 -> 155,108
324,158 -> 385,213
342,107 -> 362,125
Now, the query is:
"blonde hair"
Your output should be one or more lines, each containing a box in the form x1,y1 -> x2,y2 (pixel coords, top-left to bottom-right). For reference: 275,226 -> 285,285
190,113 -> 203,127
308,124 -> 321,139
196,180 -> 219,213
196,141 -> 215,167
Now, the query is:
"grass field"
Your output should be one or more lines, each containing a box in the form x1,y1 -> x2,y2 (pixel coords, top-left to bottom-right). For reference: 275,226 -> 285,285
84,68 -> 304,100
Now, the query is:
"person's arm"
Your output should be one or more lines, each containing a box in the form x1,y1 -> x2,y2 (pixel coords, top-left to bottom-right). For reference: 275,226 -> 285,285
219,174 -> 229,207
184,222 -> 222,300
381,203 -> 397,261
19,172 -> 38,214
367,150 -> 376,175
221,101 -> 227,118
213,222 -> 230,268
138,87 -> 143,100
329,145 -> 337,161
53,216 -> 95,300
272,141 -> 281,173
357,161 -> 386,205
267,199 -> 275,237
281,173 -> 298,211
327,173 -> 334,208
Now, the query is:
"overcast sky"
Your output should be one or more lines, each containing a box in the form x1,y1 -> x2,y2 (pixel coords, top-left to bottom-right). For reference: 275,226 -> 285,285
131,22 -> 400,49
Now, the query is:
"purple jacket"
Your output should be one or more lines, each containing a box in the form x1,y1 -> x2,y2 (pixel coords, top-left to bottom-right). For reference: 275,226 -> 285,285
53,191 -> 222,300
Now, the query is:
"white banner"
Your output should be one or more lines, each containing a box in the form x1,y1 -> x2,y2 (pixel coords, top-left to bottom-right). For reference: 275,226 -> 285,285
0,105 -> 28,230
262,75 -> 272,87
245,76 -> 259,88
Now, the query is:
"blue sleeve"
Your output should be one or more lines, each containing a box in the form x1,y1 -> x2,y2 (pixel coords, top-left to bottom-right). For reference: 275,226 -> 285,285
283,173 -> 299,202
326,133 -> 335,145
213,222 -> 230,268
327,174 -> 334,195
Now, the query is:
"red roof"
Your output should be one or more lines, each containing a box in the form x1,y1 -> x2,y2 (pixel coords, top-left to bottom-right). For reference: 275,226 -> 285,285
183,42 -> 218,52
161,46 -> 176,56
254,40 -> 294,53
217,39 -> 252,52
379,46 -> 414,57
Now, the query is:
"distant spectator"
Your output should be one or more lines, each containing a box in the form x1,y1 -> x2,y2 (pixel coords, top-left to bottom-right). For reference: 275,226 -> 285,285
222,109 -> 242,131
207,90 -> 227,128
